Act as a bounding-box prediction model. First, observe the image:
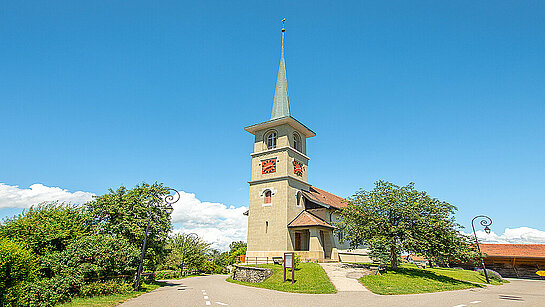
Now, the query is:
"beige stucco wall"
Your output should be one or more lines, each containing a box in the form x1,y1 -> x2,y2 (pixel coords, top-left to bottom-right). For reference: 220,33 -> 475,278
247,123 -> 314,260
253,123 -> 307,155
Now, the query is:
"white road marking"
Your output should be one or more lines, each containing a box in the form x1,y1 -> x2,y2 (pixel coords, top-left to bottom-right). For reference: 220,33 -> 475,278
216,303 -> 228,306
204,296 -> 209,299
470,302 -> 481,304
206,301 -> 211,306
453,305 -> 467,307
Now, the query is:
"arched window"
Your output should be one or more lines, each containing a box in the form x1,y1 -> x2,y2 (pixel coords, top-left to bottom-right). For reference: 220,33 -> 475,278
264,190 -> 272,204
266,131 -> 277,149
293,133 -> 301,151
296,191 -> 303,207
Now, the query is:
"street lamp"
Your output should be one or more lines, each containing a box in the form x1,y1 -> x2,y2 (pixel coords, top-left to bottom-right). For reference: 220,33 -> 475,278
180,233 -> 199,277
471,215 -> 492,284
134,188 -> 180,290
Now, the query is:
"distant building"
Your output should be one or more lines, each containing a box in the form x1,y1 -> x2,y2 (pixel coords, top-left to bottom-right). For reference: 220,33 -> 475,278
243,25 -> 366,262
406,255 -> 429,267
479,244 -> 545,279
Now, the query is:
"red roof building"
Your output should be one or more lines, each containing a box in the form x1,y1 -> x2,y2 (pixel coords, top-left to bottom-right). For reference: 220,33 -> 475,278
478,244 -> 545,279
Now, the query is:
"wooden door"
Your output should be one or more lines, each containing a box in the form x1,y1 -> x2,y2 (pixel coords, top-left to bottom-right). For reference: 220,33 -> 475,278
295,232 -> 301,251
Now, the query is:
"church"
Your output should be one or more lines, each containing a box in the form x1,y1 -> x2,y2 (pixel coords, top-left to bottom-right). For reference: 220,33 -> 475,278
244,25 -> 366,262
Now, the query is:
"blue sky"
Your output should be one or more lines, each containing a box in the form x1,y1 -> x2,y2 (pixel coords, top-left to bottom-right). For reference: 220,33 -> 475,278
1,1 -> 544,248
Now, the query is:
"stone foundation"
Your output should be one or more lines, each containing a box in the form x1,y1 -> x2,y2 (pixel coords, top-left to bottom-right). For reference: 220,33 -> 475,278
232,265 -> 273,283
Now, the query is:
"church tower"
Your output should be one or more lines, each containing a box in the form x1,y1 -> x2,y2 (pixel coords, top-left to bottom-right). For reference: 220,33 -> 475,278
244,22 -> 316,260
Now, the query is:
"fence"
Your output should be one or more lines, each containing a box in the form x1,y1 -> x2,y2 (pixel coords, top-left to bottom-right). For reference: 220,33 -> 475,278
240,256 -> 280,268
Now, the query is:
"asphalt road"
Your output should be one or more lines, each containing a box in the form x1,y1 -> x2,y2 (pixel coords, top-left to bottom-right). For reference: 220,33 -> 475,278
119,275 -> 544,307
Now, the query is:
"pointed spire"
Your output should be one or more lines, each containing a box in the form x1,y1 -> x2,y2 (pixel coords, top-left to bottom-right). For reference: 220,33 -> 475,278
271,19 -> 290,120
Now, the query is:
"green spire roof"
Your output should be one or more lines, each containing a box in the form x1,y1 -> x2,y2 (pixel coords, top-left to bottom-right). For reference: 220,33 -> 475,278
271,26 -> 290,120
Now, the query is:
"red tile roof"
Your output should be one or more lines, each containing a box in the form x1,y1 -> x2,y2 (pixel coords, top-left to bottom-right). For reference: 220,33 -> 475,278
408,255 -> 428,262
287,210 -> 334,229
302,186 -> 349,209
480,244 -> 545,259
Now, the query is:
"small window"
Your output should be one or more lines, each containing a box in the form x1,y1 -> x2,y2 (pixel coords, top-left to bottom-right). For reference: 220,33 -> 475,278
293,133 -> 301,151
266,132 -> 277,149
296,191 -> 302,207
264,190 -> 272,204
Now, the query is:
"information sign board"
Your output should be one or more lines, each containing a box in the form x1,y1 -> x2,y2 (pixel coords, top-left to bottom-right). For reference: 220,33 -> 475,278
283,252 -> 295,284
284,253 -> 293,268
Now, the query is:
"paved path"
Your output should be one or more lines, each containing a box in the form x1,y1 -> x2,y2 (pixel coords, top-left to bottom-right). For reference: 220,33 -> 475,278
319,262 -> 370,292
119,275 -> 544,307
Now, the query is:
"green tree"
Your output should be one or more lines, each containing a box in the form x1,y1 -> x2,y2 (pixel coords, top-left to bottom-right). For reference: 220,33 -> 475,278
86,182 -> 172,270
337,180 -> 466,270
0,202 -> 90,257
165,233 -> 210,274
229,241 -> 247,253
227,241 -> 247,265
0,238 -> 37,306
0,202 -> 91,280
58,234 -> 140,280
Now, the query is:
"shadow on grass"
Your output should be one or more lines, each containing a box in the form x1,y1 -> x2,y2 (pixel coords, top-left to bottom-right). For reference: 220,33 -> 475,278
387,268 -> 484,288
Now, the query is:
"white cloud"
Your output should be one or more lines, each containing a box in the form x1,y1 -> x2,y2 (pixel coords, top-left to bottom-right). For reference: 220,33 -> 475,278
170,191 -> 247,252
0,183 -> 95,208
470,227 -> 545,244
0,183 -> 247,251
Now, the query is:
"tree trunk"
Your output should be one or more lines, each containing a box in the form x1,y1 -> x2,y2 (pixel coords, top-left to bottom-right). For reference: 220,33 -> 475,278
390,245 -> 398,270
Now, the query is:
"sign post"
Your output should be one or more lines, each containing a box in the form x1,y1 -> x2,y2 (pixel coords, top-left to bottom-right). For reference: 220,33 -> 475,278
283,252 -> 295,284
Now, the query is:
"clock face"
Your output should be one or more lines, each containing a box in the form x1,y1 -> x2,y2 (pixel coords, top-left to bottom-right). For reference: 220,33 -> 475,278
262,158 -> 277,174
293,160 -> 303,177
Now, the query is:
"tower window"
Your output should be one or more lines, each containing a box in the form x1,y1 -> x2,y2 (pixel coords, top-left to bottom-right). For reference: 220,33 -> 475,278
266,132 -> 277,149
293,133 -> 301,151
264,190 -> 272,204
296,191 -> 303,207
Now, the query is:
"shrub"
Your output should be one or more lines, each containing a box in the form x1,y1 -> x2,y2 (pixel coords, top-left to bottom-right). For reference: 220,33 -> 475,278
476,268 -> 504,282
60,234 -> 140,280
79,280 -> 133,297
153,270 -> 181,280
200,261 -> 215,274
294,254 -> 301,270
0,238 -> 38,306
28,274 -> 83,307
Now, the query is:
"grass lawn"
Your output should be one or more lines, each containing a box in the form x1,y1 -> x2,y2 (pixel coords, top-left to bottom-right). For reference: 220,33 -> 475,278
360,264 -> 505,295
226,263 -> 336,294
58,282 -> 164,307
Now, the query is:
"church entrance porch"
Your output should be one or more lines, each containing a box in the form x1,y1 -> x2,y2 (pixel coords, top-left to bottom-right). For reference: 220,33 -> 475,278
290,227 -> 333,262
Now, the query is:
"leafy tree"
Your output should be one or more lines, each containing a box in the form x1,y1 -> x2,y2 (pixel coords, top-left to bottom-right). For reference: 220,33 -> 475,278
0,238 -> 37,306
164,233 -> 210,274
58,234 -> 140,280
416,223 -> 478,267
0,202 -> 90,257
0,202 -> 91,280
368,241 -> 398,266
337,180 -> 468,270
227,241 -> 247,265
86,182 -> 172,270
229,241 -> 247,253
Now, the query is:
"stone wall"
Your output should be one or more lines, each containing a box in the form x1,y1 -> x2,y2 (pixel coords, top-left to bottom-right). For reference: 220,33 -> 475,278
232,265 -> 273,283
